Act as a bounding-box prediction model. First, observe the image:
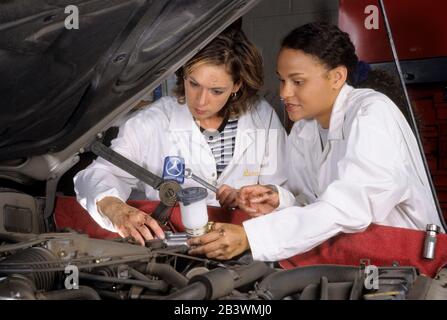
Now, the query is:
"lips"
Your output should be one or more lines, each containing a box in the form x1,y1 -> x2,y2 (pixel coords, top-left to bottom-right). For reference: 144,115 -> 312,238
194,108 -> 207,115
285,103 -> 303,112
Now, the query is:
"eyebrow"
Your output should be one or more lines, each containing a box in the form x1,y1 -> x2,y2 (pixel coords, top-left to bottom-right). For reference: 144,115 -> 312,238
276,71 -> 305,77
288,72 -> 304,76
188,76 -> 227,90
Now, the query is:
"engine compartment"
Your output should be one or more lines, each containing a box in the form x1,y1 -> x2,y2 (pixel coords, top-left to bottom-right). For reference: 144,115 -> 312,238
1,231 -> 446,300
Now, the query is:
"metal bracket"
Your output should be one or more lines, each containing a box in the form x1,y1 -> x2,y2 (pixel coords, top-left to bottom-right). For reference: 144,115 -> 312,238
89,140 -> 181,224
44,155 -> 80,232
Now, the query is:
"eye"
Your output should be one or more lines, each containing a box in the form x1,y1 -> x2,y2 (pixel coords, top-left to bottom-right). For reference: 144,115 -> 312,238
211,89 -> 224,95
293,80 -> 304,86
189,80 -> 199,88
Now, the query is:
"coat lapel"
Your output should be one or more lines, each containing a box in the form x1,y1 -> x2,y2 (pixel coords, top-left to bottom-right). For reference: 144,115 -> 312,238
317,84 -> 353,193
168,104 -> 215,176
218,109 -> 257,183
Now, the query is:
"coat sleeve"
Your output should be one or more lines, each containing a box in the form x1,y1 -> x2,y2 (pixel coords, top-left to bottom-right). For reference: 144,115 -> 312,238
243,100 -> 411,261
275,185 -> 300,209
74,106 -> 162,232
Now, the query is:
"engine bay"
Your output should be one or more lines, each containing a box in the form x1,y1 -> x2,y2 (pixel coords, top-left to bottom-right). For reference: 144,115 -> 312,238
1,231 -> 446,300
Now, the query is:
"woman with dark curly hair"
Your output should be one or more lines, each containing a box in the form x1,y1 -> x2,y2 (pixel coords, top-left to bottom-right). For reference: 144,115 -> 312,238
188,22 -> 443,261
74,27 -> 287,245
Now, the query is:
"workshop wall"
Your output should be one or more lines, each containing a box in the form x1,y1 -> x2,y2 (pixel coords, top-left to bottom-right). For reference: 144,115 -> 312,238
242,0 -> 339,129
409,84 -> 447,220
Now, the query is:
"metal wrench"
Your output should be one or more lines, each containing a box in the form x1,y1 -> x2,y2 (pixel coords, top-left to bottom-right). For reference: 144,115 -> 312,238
184,168 -> 218,193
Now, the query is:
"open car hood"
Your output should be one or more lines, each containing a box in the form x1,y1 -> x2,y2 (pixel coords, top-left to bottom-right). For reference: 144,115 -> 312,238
0,0 -> 260,168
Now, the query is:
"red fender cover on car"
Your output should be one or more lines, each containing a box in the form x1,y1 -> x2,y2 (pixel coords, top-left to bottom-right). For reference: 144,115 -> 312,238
277,224 -> 447,277
54,196 -> 250,239
54,196 -> 447,277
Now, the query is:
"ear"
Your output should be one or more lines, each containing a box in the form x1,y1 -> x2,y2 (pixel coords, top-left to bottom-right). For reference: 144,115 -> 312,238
232,81 -> 242,94
329,66 -> 348,90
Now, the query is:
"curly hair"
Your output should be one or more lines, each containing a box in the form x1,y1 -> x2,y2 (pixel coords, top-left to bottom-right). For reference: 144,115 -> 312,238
173,27 -> 263,118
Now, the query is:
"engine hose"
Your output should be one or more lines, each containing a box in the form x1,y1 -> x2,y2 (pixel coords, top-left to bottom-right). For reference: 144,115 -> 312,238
128,268 -> 153,282
164,262 -> 272,300
164,282 -> 207,300
36,286 -> 101,300
0,276 -> 100,300
256,265 -> 361,300
232,261 -> 273,287
0,247 -> 58,291
0,275 -> 37,300
147,263 -> 188,289
79,272 -> 169,292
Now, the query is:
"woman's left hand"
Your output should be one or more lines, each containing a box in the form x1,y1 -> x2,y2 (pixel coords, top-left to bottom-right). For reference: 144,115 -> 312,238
216,184 -> 239,209
187,223 -> 250,260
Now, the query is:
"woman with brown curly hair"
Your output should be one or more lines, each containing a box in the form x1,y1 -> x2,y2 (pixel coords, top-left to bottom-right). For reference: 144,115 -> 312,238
74,28 -> 287,245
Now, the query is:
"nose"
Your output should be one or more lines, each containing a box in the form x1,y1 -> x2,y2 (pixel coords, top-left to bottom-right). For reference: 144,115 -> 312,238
198,88 -> 208,106
280,81 -> 293,100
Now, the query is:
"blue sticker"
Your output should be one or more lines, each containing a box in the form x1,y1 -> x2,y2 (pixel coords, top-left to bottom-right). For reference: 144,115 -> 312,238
162,156 -> 185,184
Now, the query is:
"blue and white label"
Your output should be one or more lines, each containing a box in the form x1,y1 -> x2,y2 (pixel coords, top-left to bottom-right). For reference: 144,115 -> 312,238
162,156 -> 185,184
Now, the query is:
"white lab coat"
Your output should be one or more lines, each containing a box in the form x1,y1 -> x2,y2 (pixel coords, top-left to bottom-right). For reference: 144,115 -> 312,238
243,84 -> 443,261
74,96 -> 287,232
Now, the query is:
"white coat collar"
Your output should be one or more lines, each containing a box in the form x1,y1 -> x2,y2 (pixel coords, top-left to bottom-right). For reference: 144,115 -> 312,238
327,83 -> 353,141
296,83 -> 353,142
167,101 -> 256,146
168,102 -> 195,131
166,101 -> 257,181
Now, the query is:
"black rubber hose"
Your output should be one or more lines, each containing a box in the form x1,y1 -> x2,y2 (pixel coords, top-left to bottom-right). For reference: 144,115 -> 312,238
256,265 -> 361,300
37,286 -> 101,300
164,282 -> 208,300
233,262 -> 272,287
164,262 -> 272,300
79,272 -> 169,292
147,263 -> 188,289
129,268 -> 153,282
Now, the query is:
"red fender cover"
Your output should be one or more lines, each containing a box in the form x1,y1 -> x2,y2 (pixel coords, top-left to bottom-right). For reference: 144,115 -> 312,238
54,196 -> 250,238
54,196 -> 447,277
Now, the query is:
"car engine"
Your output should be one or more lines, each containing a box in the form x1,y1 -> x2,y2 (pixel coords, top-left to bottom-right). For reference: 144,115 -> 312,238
1,231 -> 446,300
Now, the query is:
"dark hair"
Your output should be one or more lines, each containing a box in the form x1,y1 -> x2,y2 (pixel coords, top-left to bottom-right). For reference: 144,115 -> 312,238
281,22 -> 409,119
173,27 -> 263,118
281,22 -> 358,86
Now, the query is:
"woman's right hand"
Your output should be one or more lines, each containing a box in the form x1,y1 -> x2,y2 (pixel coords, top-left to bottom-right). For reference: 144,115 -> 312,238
237,185 -> 280,217
97,197 -> 165,246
